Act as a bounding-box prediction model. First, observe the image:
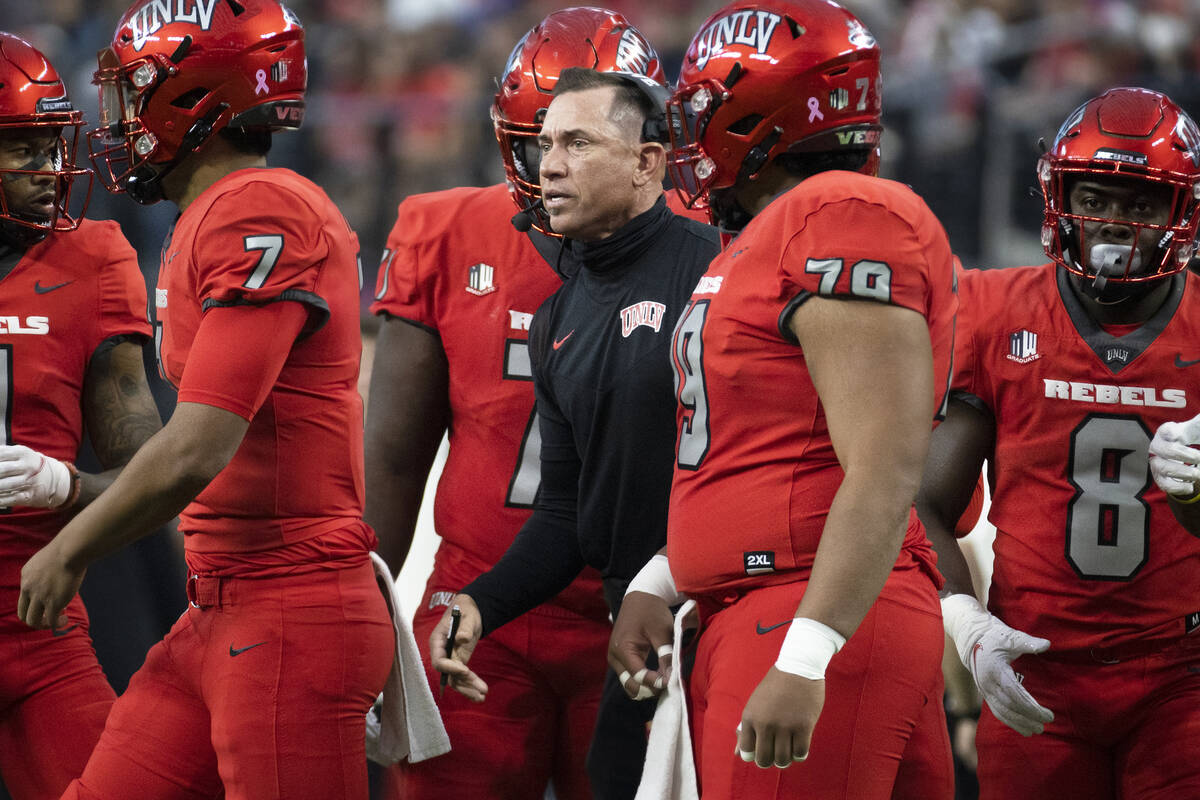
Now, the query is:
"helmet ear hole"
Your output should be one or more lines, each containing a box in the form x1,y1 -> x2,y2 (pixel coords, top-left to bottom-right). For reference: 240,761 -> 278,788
171,88 -> 209,109
727,114 -> 763,136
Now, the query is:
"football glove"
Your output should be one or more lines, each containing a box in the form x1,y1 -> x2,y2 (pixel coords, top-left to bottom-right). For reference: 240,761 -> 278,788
0,445 -> 73,508
1149,413 -> 1200,497
941,593 -> 1053,737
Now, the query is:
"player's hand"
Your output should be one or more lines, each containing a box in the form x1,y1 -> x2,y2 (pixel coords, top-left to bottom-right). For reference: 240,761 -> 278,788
1149,413 -> 1200,497
736,667 -> 824,768
17,536 -> 82,630
608,590 -> 675,701
0,445 -> 73,508
429,594 -> 488,702
941,593 -> 1053,736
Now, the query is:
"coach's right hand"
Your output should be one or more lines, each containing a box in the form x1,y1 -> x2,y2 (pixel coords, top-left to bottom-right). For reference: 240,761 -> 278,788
430,594 -> 489,702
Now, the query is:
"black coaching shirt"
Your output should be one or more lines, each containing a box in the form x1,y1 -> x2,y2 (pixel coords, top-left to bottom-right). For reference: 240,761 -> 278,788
466,196 -> 720,633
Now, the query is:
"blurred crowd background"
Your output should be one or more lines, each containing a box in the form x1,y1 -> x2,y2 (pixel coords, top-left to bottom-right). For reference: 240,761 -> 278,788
0,1 -> 1198,798
4,0 -> 1199,303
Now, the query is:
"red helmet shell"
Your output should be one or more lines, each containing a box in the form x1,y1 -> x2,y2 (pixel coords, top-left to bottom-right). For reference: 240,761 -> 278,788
492,7 -> 665,233
89,0 -> 307,196
667,0 -> 881,212
1038,87 -> 1200,281
0,32 -> 91,232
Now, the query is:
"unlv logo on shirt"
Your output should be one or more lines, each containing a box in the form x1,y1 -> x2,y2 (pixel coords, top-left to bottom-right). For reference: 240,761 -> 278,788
128,0 -> 219,52
620,301 -> 666,337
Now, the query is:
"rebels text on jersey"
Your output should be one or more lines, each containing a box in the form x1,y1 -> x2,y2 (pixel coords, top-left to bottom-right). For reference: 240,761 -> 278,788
955,264 -> 1200,654
154,169 -> 370,565
668,172 -> 958,596
370,183 -> 605,620
0,221 -> 149,582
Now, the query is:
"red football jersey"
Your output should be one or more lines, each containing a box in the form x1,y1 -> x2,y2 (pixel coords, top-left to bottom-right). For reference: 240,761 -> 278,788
668,172 -> 958,596
0,220 -> 149,575
155,169 -> 371,563
371,182 -> 608,619
955,264 -> 1200,653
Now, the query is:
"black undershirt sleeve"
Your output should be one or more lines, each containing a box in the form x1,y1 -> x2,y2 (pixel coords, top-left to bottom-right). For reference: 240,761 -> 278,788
462,321 -> 588,636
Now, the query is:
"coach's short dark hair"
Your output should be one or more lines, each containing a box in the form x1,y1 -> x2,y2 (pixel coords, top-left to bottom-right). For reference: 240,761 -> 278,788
553,67 -> 659,142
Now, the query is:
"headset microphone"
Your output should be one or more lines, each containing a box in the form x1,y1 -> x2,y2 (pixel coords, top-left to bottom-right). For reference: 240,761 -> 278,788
511,197 -> 544,232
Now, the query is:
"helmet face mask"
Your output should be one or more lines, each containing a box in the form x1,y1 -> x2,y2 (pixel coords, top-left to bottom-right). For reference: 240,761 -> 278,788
491,7 -> 665,235
89,0 -> 308,204
0,33 -> 92,236
1039,87 -> 1200,286
668,0 -> 883,225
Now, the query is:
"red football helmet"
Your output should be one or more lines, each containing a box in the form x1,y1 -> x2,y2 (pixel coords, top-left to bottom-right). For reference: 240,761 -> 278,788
0,32 -> 91,234
89,0 -> 307,204
492,6 -> 665,234
667,0 -> 882,218
1038,87 -> 1200,283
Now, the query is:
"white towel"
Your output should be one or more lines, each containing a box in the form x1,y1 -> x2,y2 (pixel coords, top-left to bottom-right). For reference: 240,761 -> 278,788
635,599 -> 700,800
365,552 -> 451,764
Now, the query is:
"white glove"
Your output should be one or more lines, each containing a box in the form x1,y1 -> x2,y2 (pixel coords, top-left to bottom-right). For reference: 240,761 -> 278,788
1149,413 -> 1200,497
941,594 -> 1053,736
0,445 -> 73,508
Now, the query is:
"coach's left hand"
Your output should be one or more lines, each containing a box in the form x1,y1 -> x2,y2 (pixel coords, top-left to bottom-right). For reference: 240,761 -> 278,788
18,537 -> 81,630
737,667 -> 824,769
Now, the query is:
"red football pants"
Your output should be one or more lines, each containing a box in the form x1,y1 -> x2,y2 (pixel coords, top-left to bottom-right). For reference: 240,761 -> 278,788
976,634 -> 1200,800
383,553 -> 609,800
0,594 -> 114,800
690,566 -> 952,800
61,561 -> 393,800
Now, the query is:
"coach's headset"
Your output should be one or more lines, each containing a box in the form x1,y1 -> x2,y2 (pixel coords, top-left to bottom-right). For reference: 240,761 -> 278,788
609,70 -> 674,145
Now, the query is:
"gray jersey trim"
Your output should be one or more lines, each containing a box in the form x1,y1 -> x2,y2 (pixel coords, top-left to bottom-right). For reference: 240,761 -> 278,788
1054,268 -> 1185,375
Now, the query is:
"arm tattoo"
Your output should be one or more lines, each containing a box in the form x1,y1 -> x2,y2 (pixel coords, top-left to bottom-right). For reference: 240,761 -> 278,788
84,339 -> 163,469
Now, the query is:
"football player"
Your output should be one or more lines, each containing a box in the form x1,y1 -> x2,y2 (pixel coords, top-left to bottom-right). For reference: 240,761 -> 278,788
0,32 -> 162,800
917,87 -> 1200,799
609,0 -> 960,796
17,3 -> 394,799
364,9 -> 668,799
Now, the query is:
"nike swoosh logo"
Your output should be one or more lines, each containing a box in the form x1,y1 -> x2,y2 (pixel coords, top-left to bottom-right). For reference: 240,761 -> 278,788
34,280 -> 73,294
553,330 -> 574,350
51,624 -> 79,637
755,620 -> 790,635
1176,355 -> 1200,368
229,641 -> 268,657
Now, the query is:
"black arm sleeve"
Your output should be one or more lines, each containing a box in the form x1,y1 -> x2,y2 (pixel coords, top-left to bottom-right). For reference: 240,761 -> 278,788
462,323 -> 588,636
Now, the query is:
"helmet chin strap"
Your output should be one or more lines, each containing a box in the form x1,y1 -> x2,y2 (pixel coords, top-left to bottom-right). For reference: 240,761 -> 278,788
128,102 -> 230,206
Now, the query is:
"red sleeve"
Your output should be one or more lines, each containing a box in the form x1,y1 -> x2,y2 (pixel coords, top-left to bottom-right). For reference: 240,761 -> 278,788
190,181 -> 330,314
954,473 -> 986,537
779,198 -> 933,317
950,268 -> 986,402
176,301 -> 308,420
368,197 -> 437,329
97,225 -> 151,341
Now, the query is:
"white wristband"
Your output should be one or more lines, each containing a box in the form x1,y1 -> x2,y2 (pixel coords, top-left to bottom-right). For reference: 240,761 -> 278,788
625,554 -> 685,606
774,618 -> 846,680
